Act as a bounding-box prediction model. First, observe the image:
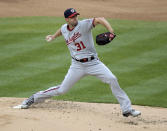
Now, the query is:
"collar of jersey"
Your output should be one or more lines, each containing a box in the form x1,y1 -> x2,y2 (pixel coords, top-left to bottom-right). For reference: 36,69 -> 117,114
67,22 -> 80,32
67,25 -> 75,31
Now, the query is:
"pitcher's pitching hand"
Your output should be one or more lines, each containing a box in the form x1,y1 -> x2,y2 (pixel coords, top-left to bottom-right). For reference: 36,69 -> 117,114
46,35 -> 54,42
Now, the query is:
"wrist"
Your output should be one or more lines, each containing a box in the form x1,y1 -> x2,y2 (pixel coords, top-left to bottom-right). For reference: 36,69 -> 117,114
109,29 -> 114,34
52,35 -> 56,39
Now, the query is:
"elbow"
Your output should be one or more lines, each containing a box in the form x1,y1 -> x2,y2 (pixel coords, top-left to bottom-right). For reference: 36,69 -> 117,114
99,17 -> 105,20
96,17 -> 106,24
97,17 -> 105,22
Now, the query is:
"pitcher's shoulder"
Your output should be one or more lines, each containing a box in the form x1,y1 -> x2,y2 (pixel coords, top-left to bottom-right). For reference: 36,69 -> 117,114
61,23 -> 68,34
61,23 -> 67,30
80,18 -> 94,23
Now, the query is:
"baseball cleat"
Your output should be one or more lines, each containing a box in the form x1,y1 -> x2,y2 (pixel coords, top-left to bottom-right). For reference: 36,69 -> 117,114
13,104 -> 29,109
13,95 -> 34,109
123,109 -> 141,117
22,95 -> 34,106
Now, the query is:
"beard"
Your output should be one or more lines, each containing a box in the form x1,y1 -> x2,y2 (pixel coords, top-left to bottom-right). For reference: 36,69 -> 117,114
71,21 -> 78,27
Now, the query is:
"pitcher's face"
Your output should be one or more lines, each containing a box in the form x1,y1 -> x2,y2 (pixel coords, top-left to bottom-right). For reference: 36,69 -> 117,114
66,15 -> 78,27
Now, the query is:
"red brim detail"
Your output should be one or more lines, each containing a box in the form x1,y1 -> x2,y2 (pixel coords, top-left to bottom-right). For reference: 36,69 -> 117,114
68,12 -> 80,18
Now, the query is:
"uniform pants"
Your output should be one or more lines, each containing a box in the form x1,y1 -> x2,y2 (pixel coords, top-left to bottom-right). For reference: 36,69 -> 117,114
31,59 -> 132,112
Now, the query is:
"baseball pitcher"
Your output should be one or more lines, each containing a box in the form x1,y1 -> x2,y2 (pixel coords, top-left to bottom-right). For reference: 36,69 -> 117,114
14,8 -> 141,117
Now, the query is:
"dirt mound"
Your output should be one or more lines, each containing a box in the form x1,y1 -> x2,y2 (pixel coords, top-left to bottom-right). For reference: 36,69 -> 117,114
0,97 -> 167,131
0,0 -> 167,21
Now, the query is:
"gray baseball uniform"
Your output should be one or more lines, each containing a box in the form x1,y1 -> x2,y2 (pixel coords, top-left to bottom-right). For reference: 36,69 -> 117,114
25,18 -> 132,113
61,18 -> 97,60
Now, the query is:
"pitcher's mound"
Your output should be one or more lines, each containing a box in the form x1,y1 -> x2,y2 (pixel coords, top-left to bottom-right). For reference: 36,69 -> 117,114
0,97 -> 167,131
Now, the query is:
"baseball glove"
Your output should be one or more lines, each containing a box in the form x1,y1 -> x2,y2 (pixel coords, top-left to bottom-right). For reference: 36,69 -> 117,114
96,32 -> 116,45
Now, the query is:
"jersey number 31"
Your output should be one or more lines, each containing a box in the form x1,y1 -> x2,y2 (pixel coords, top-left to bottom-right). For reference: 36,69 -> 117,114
75,41 -> 86,51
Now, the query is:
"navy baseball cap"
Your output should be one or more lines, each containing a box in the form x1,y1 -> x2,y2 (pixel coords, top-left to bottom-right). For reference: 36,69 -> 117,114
64,8 -> 80,18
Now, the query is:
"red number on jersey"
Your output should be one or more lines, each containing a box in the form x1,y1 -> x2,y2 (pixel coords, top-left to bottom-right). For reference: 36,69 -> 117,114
75,43 -> 81,51
75,41 -> 86,51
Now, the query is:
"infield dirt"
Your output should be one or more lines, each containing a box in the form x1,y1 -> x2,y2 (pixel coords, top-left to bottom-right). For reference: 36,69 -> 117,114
0,97 -> 167,131
0,0 -> 167,21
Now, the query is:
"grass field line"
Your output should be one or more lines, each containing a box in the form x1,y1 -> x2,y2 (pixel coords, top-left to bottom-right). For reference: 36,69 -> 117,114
0,54 -> 69,86
108,43 -> 167,73
126,75 -> 167,107
109,19 -> 167,28
0,16 -> 64,25
0,66 -> 66,92
99,34 -> 166,66
117,58 -> 167,90
126,74 -> 167,95
0,37 -> 44,58
0,52 -> 69,75
0,46 -> 68,72
0,32 -> 44,46
99,31 -> 165,53
0,37 -> 64,60
0,41 -> 66,71
0,43 -> 166,88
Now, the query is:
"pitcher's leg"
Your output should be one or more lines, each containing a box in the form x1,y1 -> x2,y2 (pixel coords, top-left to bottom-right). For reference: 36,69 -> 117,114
21,65 -> 85,108
87,62 -> 132,112
34,66 -> 85,102
31,85 -> 61,103
108,76 -> 132,112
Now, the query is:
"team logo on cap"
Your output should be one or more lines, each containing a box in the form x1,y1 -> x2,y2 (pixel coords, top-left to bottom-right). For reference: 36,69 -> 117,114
71,9 -> 75,13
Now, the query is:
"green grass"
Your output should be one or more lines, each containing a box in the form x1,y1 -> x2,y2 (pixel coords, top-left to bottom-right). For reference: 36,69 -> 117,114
0,16 -> 167,108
